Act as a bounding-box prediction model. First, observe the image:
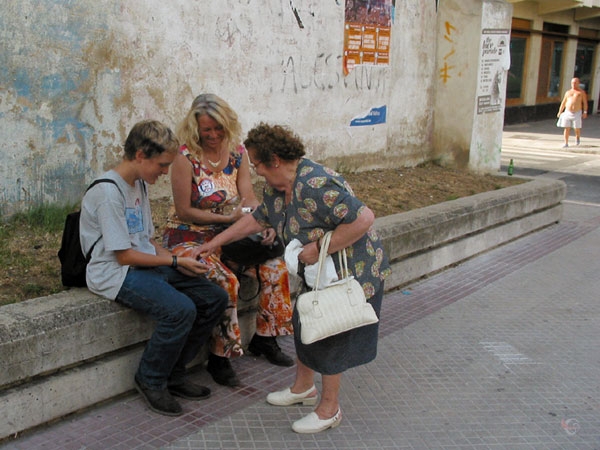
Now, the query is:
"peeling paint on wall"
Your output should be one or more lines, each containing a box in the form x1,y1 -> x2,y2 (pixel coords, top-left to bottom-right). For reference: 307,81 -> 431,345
0,1 -> 122,215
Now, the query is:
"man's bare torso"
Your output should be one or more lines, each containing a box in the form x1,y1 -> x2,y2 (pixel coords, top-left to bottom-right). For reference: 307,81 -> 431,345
564,89 -> 585,112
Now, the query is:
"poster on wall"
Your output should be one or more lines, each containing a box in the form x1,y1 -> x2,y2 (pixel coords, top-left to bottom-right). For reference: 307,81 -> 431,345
476,28 -> 511,114
350,105 -> 387,126
343,0 -> 393,75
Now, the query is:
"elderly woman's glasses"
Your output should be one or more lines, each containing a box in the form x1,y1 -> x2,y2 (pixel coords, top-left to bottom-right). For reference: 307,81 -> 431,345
249,160 -> 264,170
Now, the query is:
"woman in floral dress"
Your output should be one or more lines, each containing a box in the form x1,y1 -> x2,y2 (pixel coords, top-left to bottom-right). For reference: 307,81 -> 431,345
163,95 -> 293,388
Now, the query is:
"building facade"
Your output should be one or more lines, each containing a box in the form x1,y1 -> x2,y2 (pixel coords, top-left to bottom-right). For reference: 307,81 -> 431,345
505,0 -> 600,123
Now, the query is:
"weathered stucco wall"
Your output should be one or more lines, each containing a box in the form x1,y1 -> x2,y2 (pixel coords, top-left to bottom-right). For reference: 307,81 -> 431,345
0,0 -> 437,216
433,0 -> 484,168
385,0 -> 437,167
432,0 -> 511,172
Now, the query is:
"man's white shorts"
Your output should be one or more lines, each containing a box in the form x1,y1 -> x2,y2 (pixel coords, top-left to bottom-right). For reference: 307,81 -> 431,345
557,110 -> 582,129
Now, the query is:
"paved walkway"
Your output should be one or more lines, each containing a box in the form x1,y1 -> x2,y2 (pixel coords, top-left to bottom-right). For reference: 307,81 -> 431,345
3,120 -> 600,449
504,113 -> 600,144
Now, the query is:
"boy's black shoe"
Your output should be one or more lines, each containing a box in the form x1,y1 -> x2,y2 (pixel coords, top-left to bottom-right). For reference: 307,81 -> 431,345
206,353 -> 240,387
248,334 -> 294,367
134,378 -> 183,416
169,381 -> 211,400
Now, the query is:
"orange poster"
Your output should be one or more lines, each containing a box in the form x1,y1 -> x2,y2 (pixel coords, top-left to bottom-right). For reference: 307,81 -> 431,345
376,52 -> 389,65
377,27 -> 391,53
345,24 -> 363,51
343,0 -> 393,75
362,26 -> 377,51
344,50 -> 362,73
362,52 -> 376,65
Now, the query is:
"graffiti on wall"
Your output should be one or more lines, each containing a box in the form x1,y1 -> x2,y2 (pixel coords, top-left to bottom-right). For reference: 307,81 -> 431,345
439,21 -> 457,84
278,52 -> 388,93
289,0 -> 305,28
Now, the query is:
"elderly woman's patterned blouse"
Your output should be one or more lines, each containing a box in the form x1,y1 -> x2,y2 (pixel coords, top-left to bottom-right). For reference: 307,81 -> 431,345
252,158 -> 391,299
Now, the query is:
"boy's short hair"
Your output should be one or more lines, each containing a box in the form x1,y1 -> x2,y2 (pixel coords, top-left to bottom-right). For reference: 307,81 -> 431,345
124,120 -> 179,160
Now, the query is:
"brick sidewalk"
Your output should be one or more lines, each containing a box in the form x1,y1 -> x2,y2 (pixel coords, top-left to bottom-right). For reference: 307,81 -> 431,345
4,205 -> 600,449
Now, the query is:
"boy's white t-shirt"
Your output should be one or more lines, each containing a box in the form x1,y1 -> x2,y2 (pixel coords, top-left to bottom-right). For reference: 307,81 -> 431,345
79,170 -> 156,300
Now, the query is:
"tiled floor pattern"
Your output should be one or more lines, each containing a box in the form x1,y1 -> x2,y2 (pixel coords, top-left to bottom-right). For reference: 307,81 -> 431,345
4,217 -> 600,449
163,219 -> 600,449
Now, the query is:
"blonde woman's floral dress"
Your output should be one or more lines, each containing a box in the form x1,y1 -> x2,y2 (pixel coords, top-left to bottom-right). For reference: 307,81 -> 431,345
252,158 -> 391,374
163,146 -> 293,358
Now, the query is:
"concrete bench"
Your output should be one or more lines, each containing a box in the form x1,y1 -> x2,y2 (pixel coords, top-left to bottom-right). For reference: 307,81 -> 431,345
0,177 -> 566,439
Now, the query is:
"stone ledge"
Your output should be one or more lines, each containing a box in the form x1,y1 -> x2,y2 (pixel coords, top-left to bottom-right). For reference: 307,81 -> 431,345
0,177 -> 566,439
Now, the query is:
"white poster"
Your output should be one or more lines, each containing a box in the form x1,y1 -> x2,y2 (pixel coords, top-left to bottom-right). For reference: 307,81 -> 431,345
476,29 -> 510,115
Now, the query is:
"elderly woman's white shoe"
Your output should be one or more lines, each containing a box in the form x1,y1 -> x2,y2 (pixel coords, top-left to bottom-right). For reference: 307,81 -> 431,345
292,409 -> 342,433
266,386 -> 318,406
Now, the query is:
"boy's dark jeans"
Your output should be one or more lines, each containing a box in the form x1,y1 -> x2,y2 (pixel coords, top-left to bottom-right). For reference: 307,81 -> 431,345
116,266 -> 228,390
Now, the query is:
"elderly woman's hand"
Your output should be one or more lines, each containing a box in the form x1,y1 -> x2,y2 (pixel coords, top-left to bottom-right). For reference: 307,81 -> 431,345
298,240 -> 320,266
260,227 -> 277,246
190,241 -> 218,260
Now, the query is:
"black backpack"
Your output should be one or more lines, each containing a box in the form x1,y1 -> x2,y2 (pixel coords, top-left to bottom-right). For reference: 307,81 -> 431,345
57,179 -> 122,287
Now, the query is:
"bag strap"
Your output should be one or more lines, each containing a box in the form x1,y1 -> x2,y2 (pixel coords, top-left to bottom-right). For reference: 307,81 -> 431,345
311,231 -> 351,293
86,178 -> 121,195
84,178 -> 124,260
231,263 -> 262,302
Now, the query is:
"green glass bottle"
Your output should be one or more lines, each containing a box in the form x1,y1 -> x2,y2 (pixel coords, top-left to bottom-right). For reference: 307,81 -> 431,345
507,158 -> 514,176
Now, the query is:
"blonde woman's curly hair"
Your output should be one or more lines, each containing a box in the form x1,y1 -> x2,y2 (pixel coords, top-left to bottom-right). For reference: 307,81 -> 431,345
177,93 -> 242,156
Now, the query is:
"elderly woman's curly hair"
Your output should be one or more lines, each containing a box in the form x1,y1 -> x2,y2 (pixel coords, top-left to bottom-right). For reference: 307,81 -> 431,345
244,123 -> 305,165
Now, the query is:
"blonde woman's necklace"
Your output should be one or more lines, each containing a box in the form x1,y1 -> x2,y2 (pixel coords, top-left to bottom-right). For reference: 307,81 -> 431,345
205,149 -> 222,168
206,157 -> 221,168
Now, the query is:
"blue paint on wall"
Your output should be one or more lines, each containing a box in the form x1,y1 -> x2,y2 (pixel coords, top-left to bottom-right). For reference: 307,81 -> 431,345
34,115 -> 93,148
41,74 -> 77,98
14,69 -> 33,99
0,1 -> 120,213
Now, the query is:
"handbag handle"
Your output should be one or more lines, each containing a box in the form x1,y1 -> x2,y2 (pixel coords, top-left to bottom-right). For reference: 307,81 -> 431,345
311,231 -> 351,293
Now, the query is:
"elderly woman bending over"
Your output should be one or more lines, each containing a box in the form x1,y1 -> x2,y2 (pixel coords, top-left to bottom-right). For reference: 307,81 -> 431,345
195,123 -> 390,434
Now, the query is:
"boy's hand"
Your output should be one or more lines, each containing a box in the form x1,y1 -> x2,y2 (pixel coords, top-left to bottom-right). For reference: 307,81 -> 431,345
177,256 -> 209,275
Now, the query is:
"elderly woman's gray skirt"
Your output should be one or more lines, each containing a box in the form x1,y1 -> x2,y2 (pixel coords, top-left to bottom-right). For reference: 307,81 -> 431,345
292,283 -> 384,375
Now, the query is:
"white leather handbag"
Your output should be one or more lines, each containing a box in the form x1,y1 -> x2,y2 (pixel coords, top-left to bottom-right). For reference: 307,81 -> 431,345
297,231 -> 379,345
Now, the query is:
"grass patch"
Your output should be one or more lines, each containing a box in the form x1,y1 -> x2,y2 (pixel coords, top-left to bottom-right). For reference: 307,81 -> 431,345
10,203 -> 77,233
23,283 -> 46,297
0,203 -> 76,306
